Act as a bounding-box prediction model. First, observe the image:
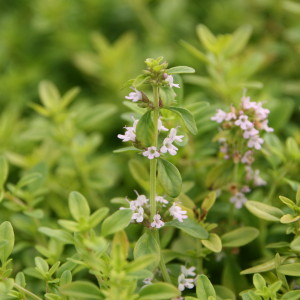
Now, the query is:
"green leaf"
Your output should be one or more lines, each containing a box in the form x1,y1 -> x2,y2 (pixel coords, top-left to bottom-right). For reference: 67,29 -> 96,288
60,270 -> 72,286
157,158 -> 182,198
134,232 -> 160,271
125,254 -> 158,273
245,201 -> 283,222
223,25 -> 252,56
253,273 -> 266,290
0,156 -> 8,187
139,282 -> 180,300
180,40 -> 209,63
113,146 -> 140,153
129,159 -> 150,191
214,285 -> 236,300
201,233 -> 222,253
38,227 -> 74,244
165,106 -> 198,135
279,196 -> 296,209
69,191 -> 90,221
277,263 -> 300,276
133,74 -> 149,87
221,227 -> 259,248
280,214 -> 300,224
167,66 -> 195,74
39,80 -> 60,110
88,207 -> 109,228
290,236 -> 300,252
35,257 -> 49,273
196,274 -> 216,300
0,221 -> 14,264
101,209 -> 133,237
196,24 -> 217,52
60,87 -> 80,110
240,257 -> 285,275
159,86 -> 175,106
165,219 -> 209,239
282,291 -> 300,300
136,110 -> 155,147
60,281 -> 103,299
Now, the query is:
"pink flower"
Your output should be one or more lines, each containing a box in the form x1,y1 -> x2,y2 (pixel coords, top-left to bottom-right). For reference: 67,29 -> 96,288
160,138 -> 178,155
241,150 -> 254,165
156,196 -> 169,205
242,96 -> 257,110
164,73 -> 180,88
260,120 -> 274,132
132,207 -> 144,223
230,192 -> 247,209
125,87 -> 143,102
169,203 -> 188,222
117,119 -> 138,142
247,135 -> 264,150
158,118 -> 169,132
168,128 -> 184,143
211,109 -> 227,123
253,169 -> 267,186
142,146 -> 160,159
178,274 -> 194,291
243,127 -> 259,139
150,214 -> 165,228
235,115 -> 253,130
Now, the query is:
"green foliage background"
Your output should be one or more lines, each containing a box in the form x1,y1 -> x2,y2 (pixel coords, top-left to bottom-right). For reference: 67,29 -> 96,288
0,0 -> 300,297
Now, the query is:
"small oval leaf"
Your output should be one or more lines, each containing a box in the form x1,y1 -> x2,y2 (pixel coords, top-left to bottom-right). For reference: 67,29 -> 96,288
245,201 -> 283,222
221,227 -> 259,248
157,158 -> 182,198
101,209 -> 133,237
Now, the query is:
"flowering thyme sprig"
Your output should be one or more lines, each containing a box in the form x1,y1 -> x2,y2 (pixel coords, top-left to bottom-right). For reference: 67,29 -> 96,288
211,94 -> 272,208
116,58 -> 197,285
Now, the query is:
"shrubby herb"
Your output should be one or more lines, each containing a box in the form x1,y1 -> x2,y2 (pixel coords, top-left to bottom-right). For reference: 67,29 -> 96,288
0,19 -> 299,300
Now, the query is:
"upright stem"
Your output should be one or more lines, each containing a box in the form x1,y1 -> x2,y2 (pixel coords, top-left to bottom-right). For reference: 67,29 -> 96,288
149,85 -> 159,220
149,84 -> 171,283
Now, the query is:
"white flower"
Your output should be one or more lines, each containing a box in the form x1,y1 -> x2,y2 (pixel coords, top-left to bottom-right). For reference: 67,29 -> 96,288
260,120 -> 274,132
241,185 -> 251,193
158,118 -> 169,132
254,102 -> 270,120
241,96 -> 257,110
230,192 -> 247,209
164,74 -> 180,88
253,169 -> 267,186
142,146 -> 160,159
150,214 -> 165,228
178,274 -> 194,291
125,87 -> 143,102
235,115 -> 253,130
156,196 -> 169,205
169,203 -> 188,222
132,206 -> 144,223
225,111 -> 236,121
211,109 -> 227,123
160,138 -> 178,155
241,150 -> 254,165
243,127 -> 259,139
117,119 -> 138,142
180,266 -> 196,277
247,135 -> 264,150
134,191 -> 149,206
168,128 -> 184,143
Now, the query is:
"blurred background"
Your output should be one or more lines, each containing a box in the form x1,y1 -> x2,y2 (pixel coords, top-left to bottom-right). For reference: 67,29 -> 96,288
0,0 -> 299,291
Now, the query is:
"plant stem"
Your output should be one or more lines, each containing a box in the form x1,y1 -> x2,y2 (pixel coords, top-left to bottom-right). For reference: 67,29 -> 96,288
149,85 -> 171,283
149,85 -> 159,220
14,283 -> 43,300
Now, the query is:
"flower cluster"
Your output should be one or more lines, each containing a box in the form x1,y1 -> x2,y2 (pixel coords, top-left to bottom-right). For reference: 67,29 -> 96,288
178,265 -> 196,291
121,193 -> 187,228
211,95 -> 273,155
211,95 -> 272,208
118,116 -> 184,159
